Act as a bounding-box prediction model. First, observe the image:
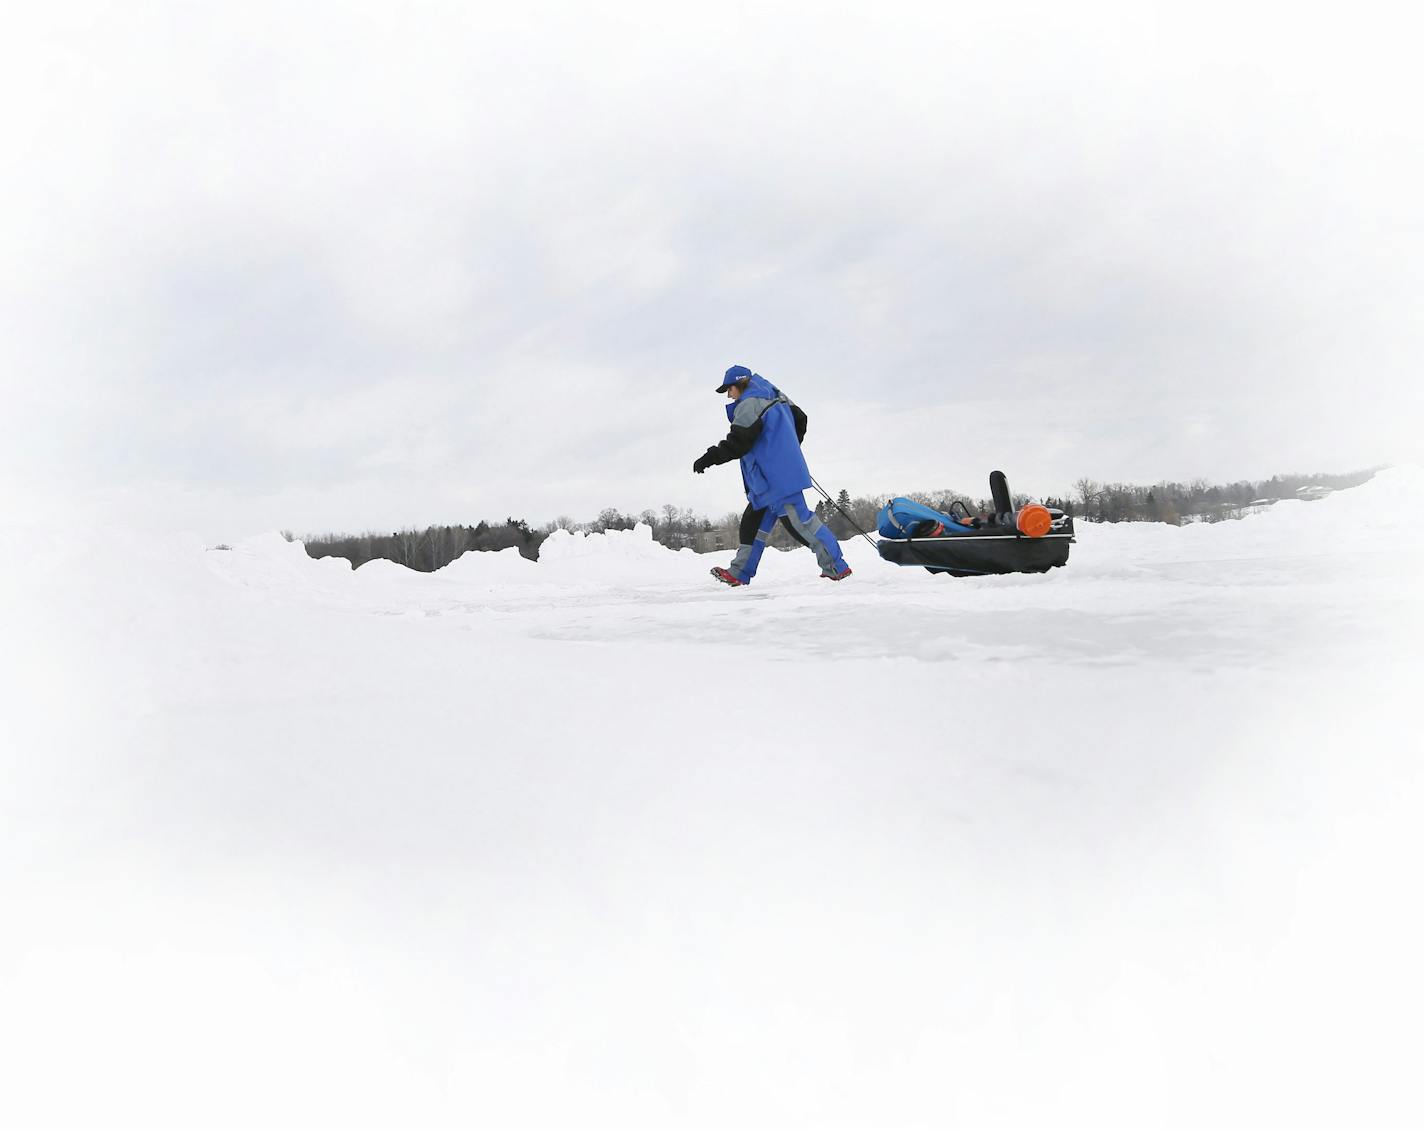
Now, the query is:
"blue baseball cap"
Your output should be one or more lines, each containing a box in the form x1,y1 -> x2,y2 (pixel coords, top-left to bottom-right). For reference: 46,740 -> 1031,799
717,364 -> 754,392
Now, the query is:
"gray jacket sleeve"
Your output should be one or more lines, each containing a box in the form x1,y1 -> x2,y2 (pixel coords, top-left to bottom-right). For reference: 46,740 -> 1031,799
699,396 -> 774,466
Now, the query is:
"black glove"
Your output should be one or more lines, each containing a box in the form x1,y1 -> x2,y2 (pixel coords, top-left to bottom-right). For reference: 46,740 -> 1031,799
692,454 -> 713,474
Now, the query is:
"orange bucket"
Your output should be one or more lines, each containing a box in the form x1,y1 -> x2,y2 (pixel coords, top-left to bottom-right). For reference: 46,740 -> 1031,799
1016,504 -> 1052,538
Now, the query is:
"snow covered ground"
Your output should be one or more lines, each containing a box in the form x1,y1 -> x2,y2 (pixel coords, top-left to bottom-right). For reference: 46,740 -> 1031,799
3,470 -> 1422,1128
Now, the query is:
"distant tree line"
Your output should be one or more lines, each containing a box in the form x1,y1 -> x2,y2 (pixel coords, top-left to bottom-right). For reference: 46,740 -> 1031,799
1056,467 -> 1379,525
297,467 -> 1378,571
301,518 -> 544,572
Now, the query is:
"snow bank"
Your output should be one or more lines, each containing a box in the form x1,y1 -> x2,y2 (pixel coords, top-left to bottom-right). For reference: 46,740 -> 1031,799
537,522 -> 705,583
1074,465 -> 1423,570
439,544 -> 541,584
209,530 -> 353,587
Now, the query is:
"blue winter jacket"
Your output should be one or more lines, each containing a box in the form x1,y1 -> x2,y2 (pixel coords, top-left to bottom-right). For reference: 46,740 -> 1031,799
703,374 -> 813,508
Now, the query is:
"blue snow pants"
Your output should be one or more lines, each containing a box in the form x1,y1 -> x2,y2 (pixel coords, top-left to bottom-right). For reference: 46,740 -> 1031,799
728,492 -> 848,583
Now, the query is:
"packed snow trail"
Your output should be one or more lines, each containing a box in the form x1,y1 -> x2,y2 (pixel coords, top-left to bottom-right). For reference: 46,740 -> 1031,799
2,469 -> 1421,1128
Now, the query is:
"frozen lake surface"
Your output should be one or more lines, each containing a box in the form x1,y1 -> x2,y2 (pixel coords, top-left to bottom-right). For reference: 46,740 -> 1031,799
3,470 -> 1421,1127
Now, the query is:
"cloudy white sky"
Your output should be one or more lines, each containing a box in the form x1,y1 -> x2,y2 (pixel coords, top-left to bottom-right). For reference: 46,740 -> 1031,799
3,0 -> 1420,539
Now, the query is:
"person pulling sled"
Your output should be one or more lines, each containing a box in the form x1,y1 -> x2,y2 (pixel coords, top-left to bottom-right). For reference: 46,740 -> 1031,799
692,365 -> 851,587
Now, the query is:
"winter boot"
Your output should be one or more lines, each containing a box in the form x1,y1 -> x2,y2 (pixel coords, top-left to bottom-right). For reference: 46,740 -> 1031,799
821,564 -> 853,582
710,566 -> 746,587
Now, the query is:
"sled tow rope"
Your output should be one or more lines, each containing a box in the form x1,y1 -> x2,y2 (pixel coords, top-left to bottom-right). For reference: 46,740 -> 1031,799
810,476 -> 880,552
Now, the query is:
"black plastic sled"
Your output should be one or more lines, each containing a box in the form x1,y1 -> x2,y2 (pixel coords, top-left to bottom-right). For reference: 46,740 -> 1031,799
875,471 -> 1075,578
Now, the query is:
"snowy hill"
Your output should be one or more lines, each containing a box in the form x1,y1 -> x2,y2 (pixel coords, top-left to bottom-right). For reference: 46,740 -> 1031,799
3,469 -> 1422,1128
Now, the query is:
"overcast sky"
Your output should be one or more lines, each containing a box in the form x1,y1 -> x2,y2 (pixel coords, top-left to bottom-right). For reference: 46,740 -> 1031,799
3,0 -> 1420,539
